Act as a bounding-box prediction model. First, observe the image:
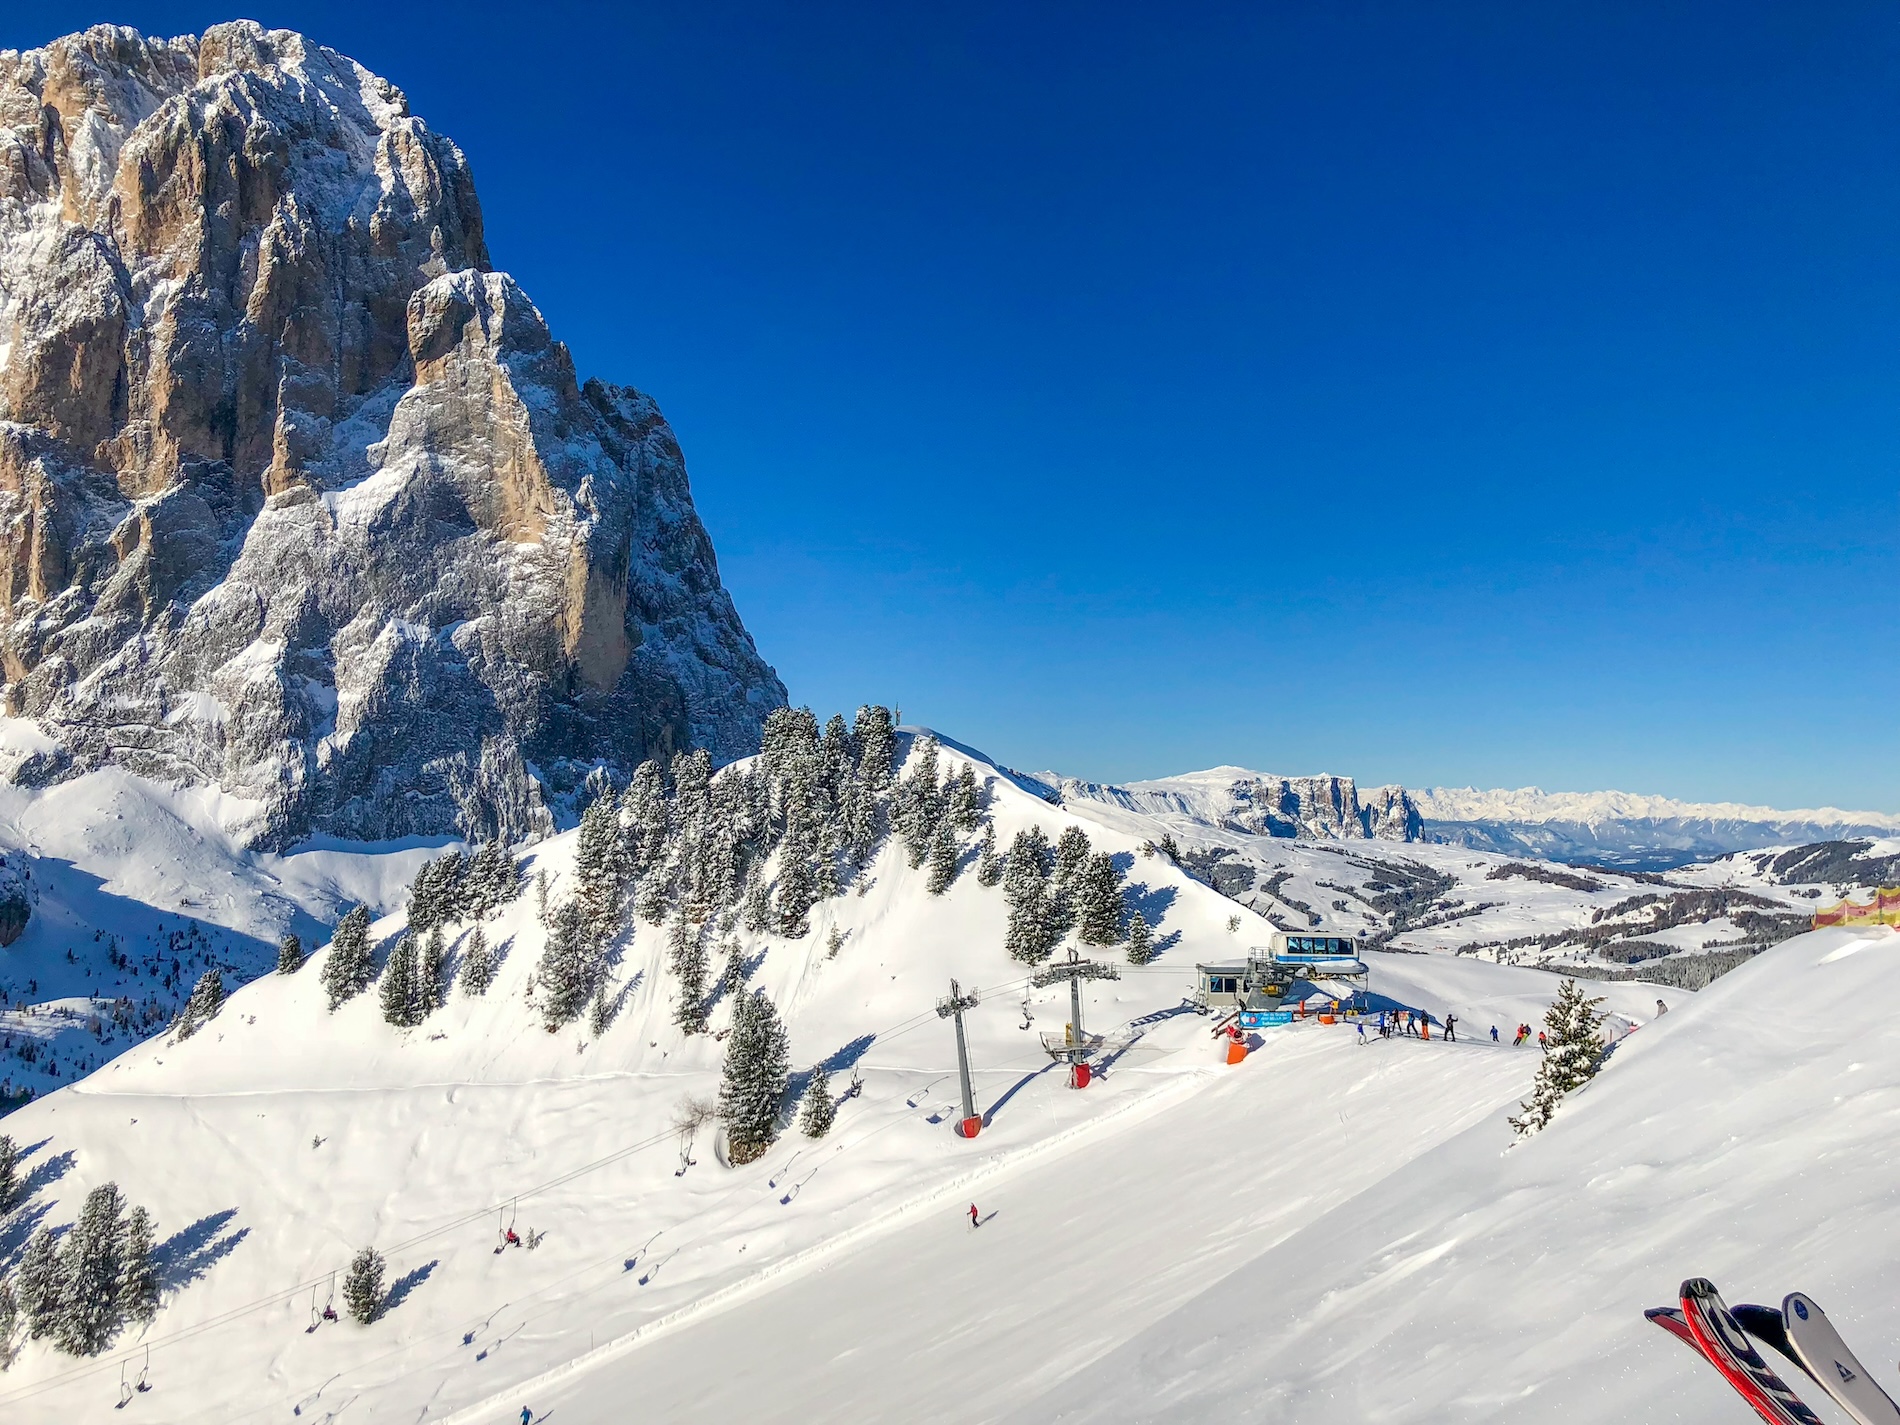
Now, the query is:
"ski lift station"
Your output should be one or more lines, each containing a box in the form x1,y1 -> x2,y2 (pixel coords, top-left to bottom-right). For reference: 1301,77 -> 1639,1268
1196,930 -> 1371,1027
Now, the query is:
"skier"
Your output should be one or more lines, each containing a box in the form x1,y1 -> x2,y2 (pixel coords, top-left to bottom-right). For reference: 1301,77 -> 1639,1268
1356,1020 -> 1367,1045
968,1203 -> 981,1229
1444,1013 -> 1456,1043
521,1409 -> 533,1425
1656,998 -> 1669,1017
1490,1024 -> 1499,1043
322,1304 -> 338,1323
505,1227 -> 521,1249
1537,1030 -> 1548,1052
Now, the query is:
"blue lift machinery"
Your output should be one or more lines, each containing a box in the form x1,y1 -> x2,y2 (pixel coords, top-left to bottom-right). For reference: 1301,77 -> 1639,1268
1195,930 -> 1371,1030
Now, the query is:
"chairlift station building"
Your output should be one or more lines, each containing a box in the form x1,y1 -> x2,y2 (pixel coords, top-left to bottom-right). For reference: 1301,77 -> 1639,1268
1196,930 -> 1371,1023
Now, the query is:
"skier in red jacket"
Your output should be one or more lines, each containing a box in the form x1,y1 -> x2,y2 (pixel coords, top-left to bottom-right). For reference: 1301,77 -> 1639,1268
969,1203 -> 981,1229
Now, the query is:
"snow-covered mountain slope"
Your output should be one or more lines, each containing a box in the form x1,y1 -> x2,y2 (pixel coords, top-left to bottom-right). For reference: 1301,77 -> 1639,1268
1052,765 -> 1900,871
1412,785 -> 1900,869
0,759 -> 439,1101
1028,923 -> 1900,1424
0,737 -> 1667,1421
0,23 -> 783,847
1049,783 -> 1818,988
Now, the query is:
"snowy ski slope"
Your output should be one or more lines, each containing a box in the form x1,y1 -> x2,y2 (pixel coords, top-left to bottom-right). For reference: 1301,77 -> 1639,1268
0,739 -> 1668,1422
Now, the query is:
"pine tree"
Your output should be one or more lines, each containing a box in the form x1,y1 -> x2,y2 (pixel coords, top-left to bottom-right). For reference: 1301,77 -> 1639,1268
174,969 -> 225,1040
322,906 -> 375,1011
799,1066 -> 835,1139
343,1247 -> 385,1324
1074,851 -> 1126,946
0,1274 -> 17,1362
1125,909 -> 1154,965
948,763 -> 984,832
671,911 -> 708,1036
854,705 -> 897,793
774,823 -> 817,938
896,736 -> 941,866
813,817 -> 843,901
117,1205 -> 157,1328
925,819 -> 960,894
742,873 -> 773,934
459,925 -> 496,995
1003,827 -> 1059,964
16,1228 -> 60,1340
380,935 -> 419,1028
975,824 -> 1002,887
55,1183 -> 131,1355
465,839 -> 521,918
276,934 -> 304,974
1510,979 -> 1610,1138
620,760 -> 670,878
574,792 -> 628,940
417,926 -> 446,1018
719,988 -> 790,1164
589,982 -> 617,1037
535,900 -> 595,1031
839,765 -> 881,868
0,1132 -> 16,1211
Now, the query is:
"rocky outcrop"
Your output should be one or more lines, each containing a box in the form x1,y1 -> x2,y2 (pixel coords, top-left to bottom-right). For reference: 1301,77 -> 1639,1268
0,23 -> 784,845
1055,766 -> 1422,843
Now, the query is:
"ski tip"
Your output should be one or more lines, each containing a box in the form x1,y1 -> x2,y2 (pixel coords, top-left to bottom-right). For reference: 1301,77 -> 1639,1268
1782,1292 -> 1817,1324
1682,1277 -> 1720,1301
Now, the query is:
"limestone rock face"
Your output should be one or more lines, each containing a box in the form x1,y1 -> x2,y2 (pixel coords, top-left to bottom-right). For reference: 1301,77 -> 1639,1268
0,23 -> 784,845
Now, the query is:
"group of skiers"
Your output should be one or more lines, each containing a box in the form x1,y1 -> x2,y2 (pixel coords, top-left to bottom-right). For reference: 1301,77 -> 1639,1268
1509,1023 -> 1548,1050
1366,1008 -> 1444,1041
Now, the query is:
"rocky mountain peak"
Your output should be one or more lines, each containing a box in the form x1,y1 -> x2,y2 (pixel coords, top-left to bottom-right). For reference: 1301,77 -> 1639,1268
0,22 -> 785,846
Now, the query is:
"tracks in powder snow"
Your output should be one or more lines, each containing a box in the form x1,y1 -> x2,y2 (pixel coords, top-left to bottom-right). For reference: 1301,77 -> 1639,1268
431,1060 -> 1220,1425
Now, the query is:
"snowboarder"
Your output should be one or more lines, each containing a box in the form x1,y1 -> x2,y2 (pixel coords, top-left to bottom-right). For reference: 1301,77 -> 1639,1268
1490,1024 -> 1499,1042
1444,1013 -> 1456,1043
968,1203 -> 981,1229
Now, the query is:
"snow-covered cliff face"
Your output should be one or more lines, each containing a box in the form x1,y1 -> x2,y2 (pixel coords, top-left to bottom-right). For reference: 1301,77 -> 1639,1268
0,22 -> 784,846
1052,766 -> 1423,842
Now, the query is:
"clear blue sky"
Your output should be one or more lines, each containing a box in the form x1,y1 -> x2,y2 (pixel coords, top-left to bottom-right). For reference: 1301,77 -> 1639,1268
12,3 -> 1900,808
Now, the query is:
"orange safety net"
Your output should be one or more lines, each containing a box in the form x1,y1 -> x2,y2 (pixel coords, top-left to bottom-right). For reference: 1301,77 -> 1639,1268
1813,888 -> 1900,929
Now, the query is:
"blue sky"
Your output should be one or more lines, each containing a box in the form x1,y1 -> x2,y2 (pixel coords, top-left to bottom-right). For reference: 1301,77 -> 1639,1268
11,3 -> 1900,808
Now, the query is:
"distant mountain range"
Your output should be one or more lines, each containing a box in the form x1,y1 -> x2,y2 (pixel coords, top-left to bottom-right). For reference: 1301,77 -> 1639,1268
1049,767 -> 1900,872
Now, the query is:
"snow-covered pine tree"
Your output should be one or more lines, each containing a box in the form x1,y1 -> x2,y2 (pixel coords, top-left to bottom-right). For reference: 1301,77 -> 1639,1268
343,1247 -> 385,1324
719,988 -> 791,1164
588,982 -> 616,1037
839,764 -> 880,868
0,1274 -> 16,1364
380,935 -> 419,1028
54,1182 -> 131,1355
820,713 -> 853,804
634,848 -> 675,925
1125,909 -> 1154,965
1074,851 -> 1126,946
896,735 -> 942,867
813,817 -> 843,901
620,760 -> 670,878
948,763 -> 984,832
799,1065 -> 835,1138
116,1205 -> 157,1328
925,818 -> 961,894
535,900 -> 595,1031
417,926 -> 446,1018
975,824 -> 1002,886
405,855 -> 447,932
0,1133 -> 16,1211
322,906 -> 375,1011
742,872 -> 773,934
774,822 -> 817,938
854,705 -> 897,793
670,910 -> 708,1035
574,791 -> 628,940
174,968 -> 225,1040
465,839 -> 520,918
276,934 -> 304,974
1004,827 -> 1058,963
16,1228 -> 60,1340
459,925 -> 495,995
1509,978 -> 1610,1138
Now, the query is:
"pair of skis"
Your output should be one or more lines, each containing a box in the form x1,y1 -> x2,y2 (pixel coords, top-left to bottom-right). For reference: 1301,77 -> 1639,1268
1647,1278 -> 1900,1425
